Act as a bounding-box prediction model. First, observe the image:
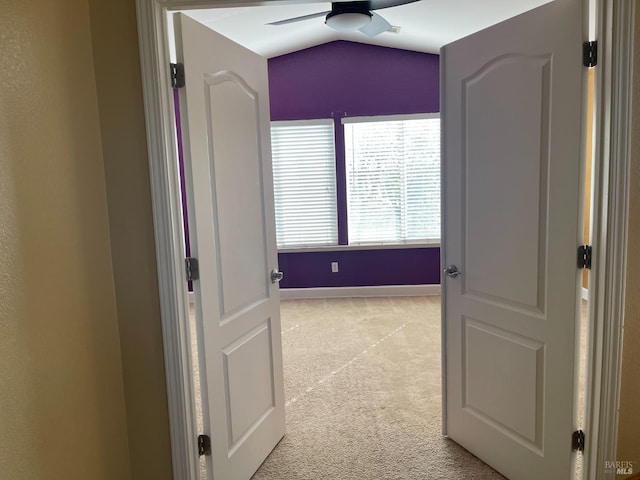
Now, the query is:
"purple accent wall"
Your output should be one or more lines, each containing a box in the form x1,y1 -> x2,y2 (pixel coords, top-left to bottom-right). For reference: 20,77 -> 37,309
278,248 -> 441,289
269,41 -> 441,288
268,41 -> 439,120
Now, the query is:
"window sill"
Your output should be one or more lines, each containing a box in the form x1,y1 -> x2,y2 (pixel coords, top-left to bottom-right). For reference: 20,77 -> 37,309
278,242 -> 440,254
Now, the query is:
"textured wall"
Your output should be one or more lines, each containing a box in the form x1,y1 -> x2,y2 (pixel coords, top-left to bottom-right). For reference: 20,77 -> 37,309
616,4 -> 640,472
0,1 -> 131,479
87,0 -> 174,478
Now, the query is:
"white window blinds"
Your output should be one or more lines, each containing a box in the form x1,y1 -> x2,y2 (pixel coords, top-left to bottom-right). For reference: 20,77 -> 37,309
343,115 -> 440,245
271,119 -> 338,248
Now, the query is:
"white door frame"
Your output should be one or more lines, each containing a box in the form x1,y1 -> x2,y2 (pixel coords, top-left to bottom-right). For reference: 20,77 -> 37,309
133,1 -> 633,479
583,1 -> 634,478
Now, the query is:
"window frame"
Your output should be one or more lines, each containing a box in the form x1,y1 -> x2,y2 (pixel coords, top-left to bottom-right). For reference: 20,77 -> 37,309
270,118 -> 339,249
341,112 -> 441,247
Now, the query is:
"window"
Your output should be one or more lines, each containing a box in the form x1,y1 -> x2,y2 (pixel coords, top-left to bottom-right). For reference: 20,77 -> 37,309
271,119 -> 338,248
271,114 -> 440,250
343,114 -> 440,245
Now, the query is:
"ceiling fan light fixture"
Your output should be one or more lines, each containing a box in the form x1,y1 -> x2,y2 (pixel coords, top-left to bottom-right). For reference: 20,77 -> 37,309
325,11 -> 372,31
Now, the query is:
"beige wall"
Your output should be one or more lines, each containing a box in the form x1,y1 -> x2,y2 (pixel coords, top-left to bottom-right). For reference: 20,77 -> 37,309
583,69 -> 594,289
616,4 -> 640,474
0,1 -> 131,479
86,0 -> 174,478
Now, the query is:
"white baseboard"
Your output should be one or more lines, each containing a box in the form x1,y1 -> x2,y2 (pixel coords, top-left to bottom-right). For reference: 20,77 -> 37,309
582,287 -> 589,301
279,284 -> 441,300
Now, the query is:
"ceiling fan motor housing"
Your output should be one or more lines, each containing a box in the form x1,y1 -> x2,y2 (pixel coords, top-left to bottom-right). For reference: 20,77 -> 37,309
326,2 -> 373,30
331,1 -> 372,14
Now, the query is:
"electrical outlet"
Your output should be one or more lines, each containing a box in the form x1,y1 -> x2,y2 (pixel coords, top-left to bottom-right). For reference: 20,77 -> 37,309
331,261 -> 339,273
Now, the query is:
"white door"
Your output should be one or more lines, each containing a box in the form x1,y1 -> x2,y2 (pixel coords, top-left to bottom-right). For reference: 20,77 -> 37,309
442,1 -> 583,479
174,13 -> 285,480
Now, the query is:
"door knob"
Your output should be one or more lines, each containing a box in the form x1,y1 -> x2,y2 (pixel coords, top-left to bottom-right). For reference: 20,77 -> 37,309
443,265 -> 461,278
271,269 -> 284,283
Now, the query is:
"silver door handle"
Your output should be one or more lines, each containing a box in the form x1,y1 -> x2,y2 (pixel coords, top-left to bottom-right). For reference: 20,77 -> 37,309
443,265 -> 461,278
271,269 -> 284,283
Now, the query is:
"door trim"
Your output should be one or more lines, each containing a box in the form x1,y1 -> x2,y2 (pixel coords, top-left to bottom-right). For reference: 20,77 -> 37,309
584,1 -> 634,478
134,1 -> 632,479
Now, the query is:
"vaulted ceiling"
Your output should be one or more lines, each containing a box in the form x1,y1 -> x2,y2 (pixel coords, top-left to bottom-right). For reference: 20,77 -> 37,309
182,0 -> 553,58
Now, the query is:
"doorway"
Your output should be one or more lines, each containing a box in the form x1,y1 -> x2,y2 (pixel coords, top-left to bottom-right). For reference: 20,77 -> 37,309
135,0 -> 636,478
171,2 -> 596,476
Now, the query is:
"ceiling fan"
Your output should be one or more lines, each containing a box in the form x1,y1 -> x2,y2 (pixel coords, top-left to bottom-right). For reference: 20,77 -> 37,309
267,0 -> 420,37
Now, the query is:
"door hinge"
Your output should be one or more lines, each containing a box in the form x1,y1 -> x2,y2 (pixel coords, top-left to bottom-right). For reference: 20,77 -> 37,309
170,62 -> 185,88
197,434 -> 211,456
583,41 -> 597,67
185,257 -> 199,281
572,430 -> 585,452
578,245 -> 592,270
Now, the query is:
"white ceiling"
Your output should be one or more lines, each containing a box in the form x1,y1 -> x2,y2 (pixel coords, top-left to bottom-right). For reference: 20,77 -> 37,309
182,0 -> 552,58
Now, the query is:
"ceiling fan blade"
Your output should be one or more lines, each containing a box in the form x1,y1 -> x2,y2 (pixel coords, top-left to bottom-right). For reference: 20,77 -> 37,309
267,11 -> 329,26
367,0 -> 420,11
358,12 -> 391,36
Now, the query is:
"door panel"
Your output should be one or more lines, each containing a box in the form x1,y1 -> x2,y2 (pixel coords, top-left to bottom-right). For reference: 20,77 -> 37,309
174,13 -> 285,480
224,320 -> 275,446
442,1 -> 583,478
463,55 -> 550,312
464,319 -> 544,448
205,73 -> 270,316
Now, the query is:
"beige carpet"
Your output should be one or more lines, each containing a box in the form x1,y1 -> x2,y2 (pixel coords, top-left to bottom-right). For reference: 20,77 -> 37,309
251,296 -> 505,480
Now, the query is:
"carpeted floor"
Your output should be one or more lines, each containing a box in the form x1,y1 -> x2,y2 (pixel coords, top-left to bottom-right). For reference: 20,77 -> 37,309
251,296 -> 505,480
192,295 -> 587,479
